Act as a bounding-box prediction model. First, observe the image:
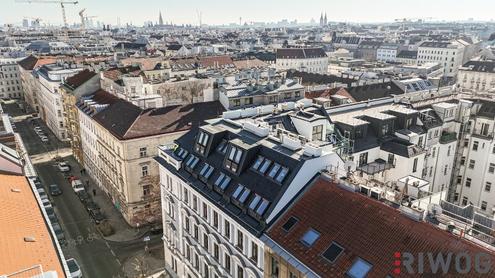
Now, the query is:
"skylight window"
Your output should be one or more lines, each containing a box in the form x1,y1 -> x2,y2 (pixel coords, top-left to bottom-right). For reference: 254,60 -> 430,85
214,172 -> 231,190
268,163 -> 281,178
347,258 -> 373,278
255,198 -> 269,215
249,194 -> 261,210
251,156 -> 264,170
217,139 -> 228,154
322,242 -> 344,263
281,217 -> 298,232
199,163 -> 214,179
259,159 -> 272,174
301,229 -> 320,247
185,155 -> 199,169
275,167 -> 289,183
175,147 -> 189,159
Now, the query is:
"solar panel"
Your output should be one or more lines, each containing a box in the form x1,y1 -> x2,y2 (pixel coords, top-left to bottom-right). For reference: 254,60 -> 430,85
322,242 -> 344,263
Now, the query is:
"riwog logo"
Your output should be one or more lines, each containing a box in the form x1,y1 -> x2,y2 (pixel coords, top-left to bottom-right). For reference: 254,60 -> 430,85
394,252 -> 492,275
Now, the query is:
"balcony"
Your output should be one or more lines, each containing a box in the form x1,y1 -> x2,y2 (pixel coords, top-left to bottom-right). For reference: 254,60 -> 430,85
357,159 -> 394,175
439,131 -> 457,144
158,144 -> 182,170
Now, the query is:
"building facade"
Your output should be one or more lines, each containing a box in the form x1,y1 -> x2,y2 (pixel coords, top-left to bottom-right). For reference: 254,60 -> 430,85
458,60 -> 495,91
417,41 -> 465,78
0,58 -> 22,99
276,48 -> 328,74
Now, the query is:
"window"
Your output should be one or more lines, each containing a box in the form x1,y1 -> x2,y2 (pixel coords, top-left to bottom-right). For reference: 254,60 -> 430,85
347,258 -> 373,278
258,158 -> 272,174
224,220 -> 230,239
217,139 -> 228,154
486,182 -> 492,192
224,254 -> 231,274
141,165 -> 149,177
251,241 -> 258,263
225,146 -> 243,172
237,266 -> 243,278
469,160 -> 475,169
271,257 -> 279,277
143,185 -> 151,196
213,243 -> 219,260
214,172 -> 231,191
185,154 -> 200,169
185,217 -> 190,232
457,176 -> 462,184
213,211 -> 219,228
204,263 -> 209,278
289,272 -> 298,278
193,224 -> 199,240
193,195 -> 198,210
236,230 -> 243,250
301,229 -> 320,246
466,178 -> 471,188
322,242 -> 344,263
462,197 -> 468,206
460,156 -> 465,166
195,131 -> 210,155
199,163 -> 214,179
489,163 -> 495,174
444,165 -> 448,175
232,184 -> 251,204
481,201 -> 487,211
202,203 -> 208,219
473,141 -> 479,151
184,188 -> 189,204
312,125 -> 323,141
203,233 -> 209,249
275,167 -> 289,183
282,216 -> 298,232
447,146 -> 451,156
413,158 -> 418,173
251,156 -> 264,170
255,198 -> 270,216
176,147 -> 189,159
139,147 -> 147,158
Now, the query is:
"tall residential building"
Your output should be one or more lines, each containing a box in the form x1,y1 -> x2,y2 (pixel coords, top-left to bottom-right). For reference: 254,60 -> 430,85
18,55 -> 56,113
157,101 -> 345,278
77,90 -> 224,226
417,41 -> 465,78
458,60 -> 495,91
0,58 -> 22,99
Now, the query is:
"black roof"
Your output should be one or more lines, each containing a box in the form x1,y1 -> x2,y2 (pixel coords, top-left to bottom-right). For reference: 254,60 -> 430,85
156,120 -> 306,236
462,60 -> 495,73
276,48 -> 327,59
478,100 -> 495,118
347,82 -> 404,102
397,50 -> 418,59
380,139 -> 424,158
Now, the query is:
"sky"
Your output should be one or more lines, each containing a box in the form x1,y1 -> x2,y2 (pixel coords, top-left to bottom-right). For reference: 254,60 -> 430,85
0,0 -> 494,26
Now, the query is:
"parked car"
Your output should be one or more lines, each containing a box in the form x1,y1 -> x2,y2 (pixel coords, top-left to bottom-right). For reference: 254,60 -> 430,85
51,222 -> 65,243
34,181 -> 43,190
48,213 -> 58,224
57,162 -> 70,172
34,126 -> 42,132
66,258 -> 82,278
40,136 -> 49,143
49,184 -> 62,196
41,198 -> 52,208
89,208 -> 105,224
76,190 -> 90,204
71,179 -> 85,193
85,201 -> 99,212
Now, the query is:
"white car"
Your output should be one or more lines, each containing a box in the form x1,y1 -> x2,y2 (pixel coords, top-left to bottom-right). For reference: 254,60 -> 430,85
40,136 -> 49,142
66,258 -> 82,278
34,126 -> 42,132
41,198 -> 52,208
57,162 -> 70,172
71,179 -> 85,193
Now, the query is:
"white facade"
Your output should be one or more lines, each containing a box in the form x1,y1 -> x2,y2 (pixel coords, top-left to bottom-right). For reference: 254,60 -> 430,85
417,42 -> 465,78
458,63 -> 495,91
0,58 -> 22,99
276,56 -> 328,74
376,46 -> 398,63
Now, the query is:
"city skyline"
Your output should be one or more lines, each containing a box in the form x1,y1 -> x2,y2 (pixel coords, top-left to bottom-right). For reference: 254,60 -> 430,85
1,0 -> 494,26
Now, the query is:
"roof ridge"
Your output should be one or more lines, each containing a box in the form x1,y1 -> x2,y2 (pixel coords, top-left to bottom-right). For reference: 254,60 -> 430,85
122,107 -> 146,138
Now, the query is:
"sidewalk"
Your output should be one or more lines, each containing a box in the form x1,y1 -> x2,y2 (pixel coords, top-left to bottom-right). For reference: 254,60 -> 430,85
64,155 -> 150,242
121,245 -> 166,278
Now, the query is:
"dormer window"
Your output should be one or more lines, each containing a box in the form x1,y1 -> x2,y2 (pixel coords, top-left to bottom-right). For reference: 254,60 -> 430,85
225,146 -> 243,173
275,167 -> 289,183
199,163 -> 214,180
175,147 -> 189,159
232,184 -> 251,204
268,163 -> 281,178
252,155 -> 272,174
185,154 -> 200,169
214,172 -> 231,191
216,139 -> 228,154
195,131 -> 210,155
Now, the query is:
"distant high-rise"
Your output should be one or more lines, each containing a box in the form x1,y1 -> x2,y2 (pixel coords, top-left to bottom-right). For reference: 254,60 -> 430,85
159,11 -> 164,26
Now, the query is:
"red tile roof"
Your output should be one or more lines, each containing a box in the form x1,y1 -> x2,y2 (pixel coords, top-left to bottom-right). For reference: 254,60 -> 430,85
199,55 -> 234,68
18,55 -> 56,70
305,87 -> 355,102
267,177 -> 495,277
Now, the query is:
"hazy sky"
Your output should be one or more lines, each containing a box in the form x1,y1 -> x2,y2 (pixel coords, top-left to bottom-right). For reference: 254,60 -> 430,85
1,0 -> 494,26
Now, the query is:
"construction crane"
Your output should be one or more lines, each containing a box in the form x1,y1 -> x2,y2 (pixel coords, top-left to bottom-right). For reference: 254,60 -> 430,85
78,8 -> 86,29
16,0 -> 79,28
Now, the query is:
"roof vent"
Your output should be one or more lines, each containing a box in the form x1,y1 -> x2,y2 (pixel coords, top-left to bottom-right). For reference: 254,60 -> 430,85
11,188 -> 21,193
24,237 -> 36,242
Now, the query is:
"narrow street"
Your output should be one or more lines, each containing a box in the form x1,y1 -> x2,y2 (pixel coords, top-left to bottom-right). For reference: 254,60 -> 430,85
4,101 -> 164,278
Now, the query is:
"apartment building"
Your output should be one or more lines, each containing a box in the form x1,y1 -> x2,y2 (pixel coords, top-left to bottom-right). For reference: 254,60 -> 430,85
35,63 -> 84,141
156,100 -> 345,278
453,99 -> 495,213
458,60 -> 495,91
100,65 -> 215,109
60,69 -> 100,164
276,48 -> 328,74
396,50 -> 418,65
18,55 -> 56,113
417,41 -> 465,78
376,44 -> 399,63
0,58 -> 22,99
263,175 -> 495,277
77,90 -> 224,226
218,78 -> 304,110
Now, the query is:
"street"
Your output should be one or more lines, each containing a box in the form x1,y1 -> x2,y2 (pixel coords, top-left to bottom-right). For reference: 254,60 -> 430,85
4,101 -> 164,278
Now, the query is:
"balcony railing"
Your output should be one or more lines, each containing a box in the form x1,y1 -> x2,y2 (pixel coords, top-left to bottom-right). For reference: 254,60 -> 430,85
439,131 -> 457,144
158,144 -> 182,170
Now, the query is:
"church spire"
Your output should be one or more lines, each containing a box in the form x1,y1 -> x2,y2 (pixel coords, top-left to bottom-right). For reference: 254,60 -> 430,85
159,11 -> 164,26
